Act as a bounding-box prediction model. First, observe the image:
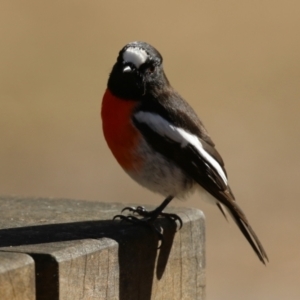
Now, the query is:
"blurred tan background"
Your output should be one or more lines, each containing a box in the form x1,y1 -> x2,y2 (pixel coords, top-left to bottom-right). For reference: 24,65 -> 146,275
1,1 -> 299,299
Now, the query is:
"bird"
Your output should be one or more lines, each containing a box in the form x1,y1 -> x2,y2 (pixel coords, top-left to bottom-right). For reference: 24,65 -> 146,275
101,41 -> 268,264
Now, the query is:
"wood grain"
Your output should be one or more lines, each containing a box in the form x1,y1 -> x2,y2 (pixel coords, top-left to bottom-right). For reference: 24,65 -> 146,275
0,252 -> 35,300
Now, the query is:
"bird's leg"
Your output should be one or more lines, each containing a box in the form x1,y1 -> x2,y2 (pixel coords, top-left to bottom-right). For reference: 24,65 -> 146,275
121,195 -> 174,219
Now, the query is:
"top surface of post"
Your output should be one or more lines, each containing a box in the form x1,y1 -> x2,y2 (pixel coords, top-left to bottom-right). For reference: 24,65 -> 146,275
0,195 -> 204,230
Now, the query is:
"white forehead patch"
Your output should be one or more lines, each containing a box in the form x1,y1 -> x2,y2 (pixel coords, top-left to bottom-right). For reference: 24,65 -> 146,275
123,47 -> 148,68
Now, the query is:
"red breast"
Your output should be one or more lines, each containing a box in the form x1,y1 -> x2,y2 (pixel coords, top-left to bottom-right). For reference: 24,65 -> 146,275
101,89 -> 142,171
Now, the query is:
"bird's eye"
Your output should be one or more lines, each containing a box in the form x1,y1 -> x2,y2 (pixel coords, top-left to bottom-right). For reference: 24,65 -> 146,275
148,65 -> 155,73
139,62 -> 155,74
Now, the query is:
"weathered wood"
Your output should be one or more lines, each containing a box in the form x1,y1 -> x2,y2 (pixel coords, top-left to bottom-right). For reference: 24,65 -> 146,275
0,252 -> 35,300
0,196 -> 205,300
1,239 -> 119,300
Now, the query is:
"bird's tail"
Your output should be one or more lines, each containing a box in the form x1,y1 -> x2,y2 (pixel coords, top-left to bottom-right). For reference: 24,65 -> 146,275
218,191 -> 269,264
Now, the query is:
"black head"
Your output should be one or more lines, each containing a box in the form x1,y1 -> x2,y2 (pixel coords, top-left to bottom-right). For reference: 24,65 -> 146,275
108,41 -> 169,99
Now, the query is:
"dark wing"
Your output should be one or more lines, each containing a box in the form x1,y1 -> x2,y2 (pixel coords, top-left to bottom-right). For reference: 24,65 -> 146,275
133,110 -> 268,264
140,89 -> 217,147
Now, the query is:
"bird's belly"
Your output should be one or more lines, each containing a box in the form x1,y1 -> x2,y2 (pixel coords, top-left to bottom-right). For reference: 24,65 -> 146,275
126,140 -> 195,198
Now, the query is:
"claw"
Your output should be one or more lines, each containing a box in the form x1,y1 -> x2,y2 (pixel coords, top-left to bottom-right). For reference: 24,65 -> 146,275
160,212 -> 183,230
135,206 -> 146,213
113,214 -> 140,223
121,206 -> 136,213
113,214 -> 125,221
121,206 -> 147,215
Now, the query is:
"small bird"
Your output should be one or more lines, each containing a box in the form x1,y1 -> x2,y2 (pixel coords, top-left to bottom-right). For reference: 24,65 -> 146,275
101,41 -> 268,264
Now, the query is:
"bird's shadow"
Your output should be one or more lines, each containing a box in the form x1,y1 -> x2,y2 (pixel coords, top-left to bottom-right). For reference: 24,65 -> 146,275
0,218 -> 176,300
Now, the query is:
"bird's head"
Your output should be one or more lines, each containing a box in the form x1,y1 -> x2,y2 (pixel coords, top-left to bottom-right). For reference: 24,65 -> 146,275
108,41 -> 168,99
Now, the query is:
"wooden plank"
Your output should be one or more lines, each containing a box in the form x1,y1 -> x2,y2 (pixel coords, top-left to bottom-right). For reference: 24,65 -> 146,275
0,252 -> 35,300
0,196 -> 205,299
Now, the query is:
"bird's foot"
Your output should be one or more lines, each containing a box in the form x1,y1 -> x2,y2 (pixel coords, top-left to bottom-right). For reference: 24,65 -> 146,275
114,205 -> 182,229
113,206 -> 182,248
121,206 -> 183,229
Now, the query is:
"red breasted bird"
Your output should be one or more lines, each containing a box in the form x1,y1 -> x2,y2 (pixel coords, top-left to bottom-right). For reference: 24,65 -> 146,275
101,41 -> 268,264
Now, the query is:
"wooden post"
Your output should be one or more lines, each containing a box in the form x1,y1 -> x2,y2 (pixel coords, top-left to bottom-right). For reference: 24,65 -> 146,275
0,196 -> 205,300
